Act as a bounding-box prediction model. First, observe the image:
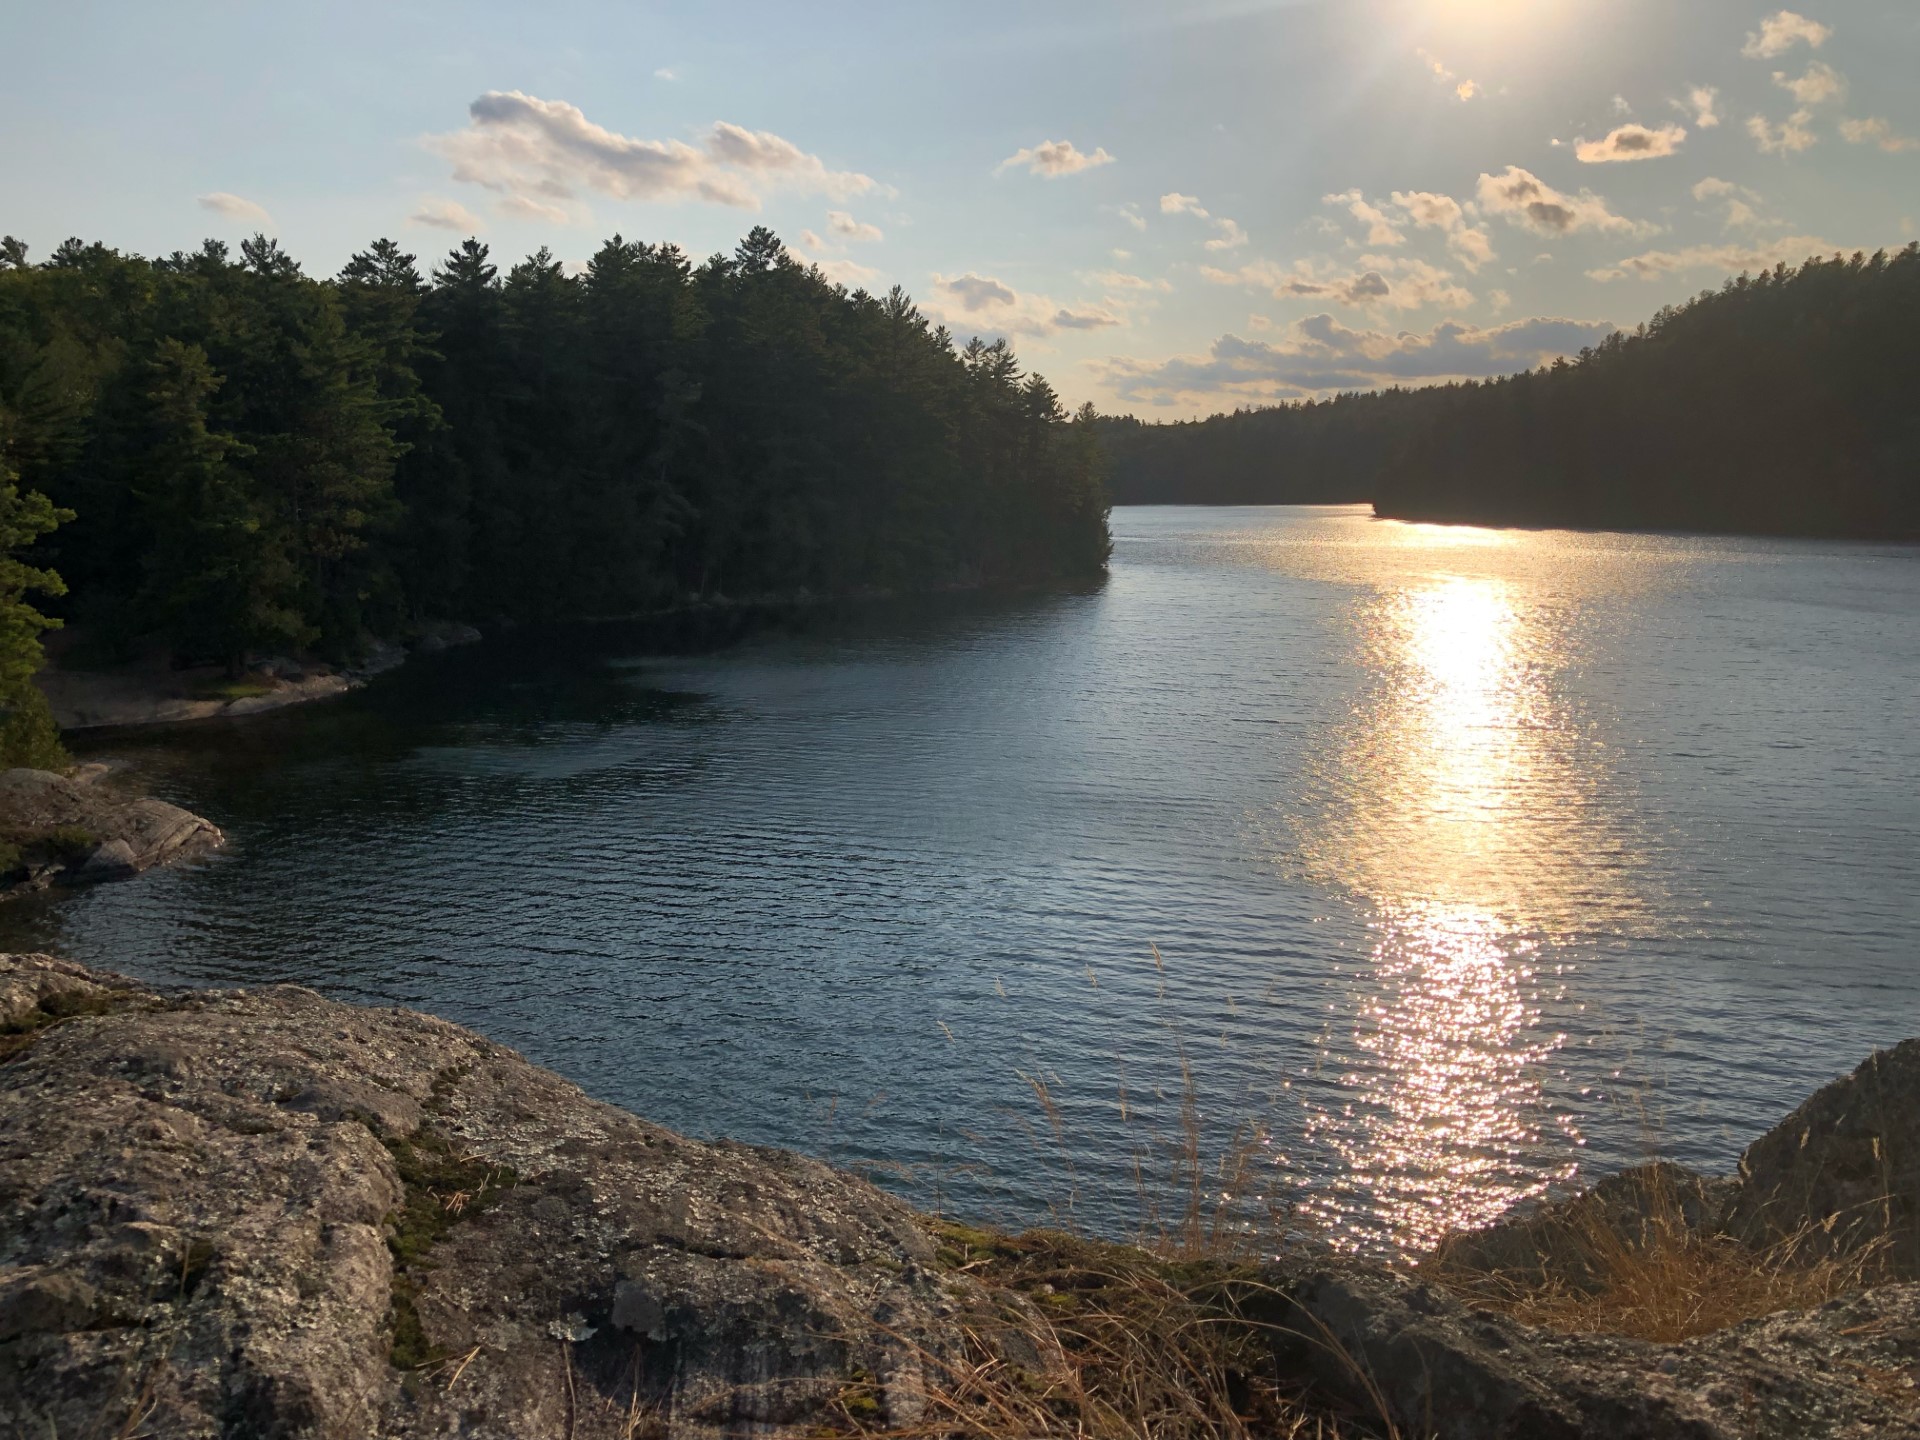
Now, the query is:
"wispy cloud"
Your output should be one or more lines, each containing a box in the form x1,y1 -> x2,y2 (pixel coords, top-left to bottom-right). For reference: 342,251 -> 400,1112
1326,189 -> 1405,247
1773,61 -> 1846,106
1093,313 -> 1618,407
1742,10 -> 1833,60
827,210 -> 883,242
1587,234 -> 1835,283
1674,86 -> 1722,128
427,91 -> 880,214
1415,48 -> 1478,102
1748,109 -> 1818,155
197,192 -> 273,227
996,139 -> 1116,178
1575,123 -> 1688,164
408,197 -> 485,231
1839,117 -> 1920,154
925,272 -> 1123,338
1160,192 -> 1248,251
1204,254 -> 1474,312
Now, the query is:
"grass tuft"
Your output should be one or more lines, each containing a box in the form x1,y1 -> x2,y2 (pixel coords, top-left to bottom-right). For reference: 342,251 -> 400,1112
1426,1162 -> 1889,1345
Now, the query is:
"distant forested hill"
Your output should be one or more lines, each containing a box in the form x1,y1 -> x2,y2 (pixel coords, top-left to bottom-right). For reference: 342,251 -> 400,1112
1096,389 -> 1440,506
0,227 -> 1108,703
1102,245 -> 1920,541
1376,246 -> 1920,536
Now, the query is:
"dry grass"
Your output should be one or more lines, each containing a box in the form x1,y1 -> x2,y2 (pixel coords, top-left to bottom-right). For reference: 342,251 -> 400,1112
832,1225 -> 1394,1440
1425,1165 -> 1889,1345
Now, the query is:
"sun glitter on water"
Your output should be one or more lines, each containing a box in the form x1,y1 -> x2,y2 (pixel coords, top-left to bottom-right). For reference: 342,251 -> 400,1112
1288,559 -> 1614,1256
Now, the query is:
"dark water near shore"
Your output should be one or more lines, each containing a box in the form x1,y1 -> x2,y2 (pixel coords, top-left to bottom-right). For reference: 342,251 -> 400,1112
7,506 -> 1919,1253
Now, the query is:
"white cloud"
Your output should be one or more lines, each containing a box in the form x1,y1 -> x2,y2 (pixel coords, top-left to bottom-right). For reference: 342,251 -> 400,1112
827,210 -> 883,242
1676,86 -> 1722,128
1742,11 -> 1833,60
408,197 -> 485,231
1612,94 -> 1635,117
1389,189 -> 1497,271
811,257 -> 883,288
1205,218 -> 1250,251
1161,193 -> 1248,251
996,139 -> 1116,178
1748,109 -> 1818,155
1416,48 -> 1478,101
1839,118 -> 1920,154
427,91 -> 879,214
1773,62 -> 1847,105
1093,313 -> 1619,407
1575,123 -> 1688,164
925,272 -> 1122,338
1586,234 -> 1834,282
197,192 -> 273,227
1691,177 -> 1767,229
654,67 -> 677,81
1119,203 -> 1147,231
1326,189 -> 1405,247
498,193 -> 569,223
1086,270 -> 1172,292
1476,166 -> 1652,236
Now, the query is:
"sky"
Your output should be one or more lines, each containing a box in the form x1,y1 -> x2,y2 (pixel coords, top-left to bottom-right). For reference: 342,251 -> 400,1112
5,0 -> 1916,418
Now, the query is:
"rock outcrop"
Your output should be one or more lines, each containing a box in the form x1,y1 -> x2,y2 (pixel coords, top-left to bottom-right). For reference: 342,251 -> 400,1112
2,952 -> 1916,1439
0,767 -> 224,899
1261,1259 -> 1919,1439
1727,1039 -> 1920,1276
0,955 -> 1013,1439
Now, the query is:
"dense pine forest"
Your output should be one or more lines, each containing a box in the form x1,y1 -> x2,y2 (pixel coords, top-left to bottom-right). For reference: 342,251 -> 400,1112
1104,247 -> 1920,538
0,227 -> 1110,762
1375,246 -> 1920,534
1096,389 -> 1443,506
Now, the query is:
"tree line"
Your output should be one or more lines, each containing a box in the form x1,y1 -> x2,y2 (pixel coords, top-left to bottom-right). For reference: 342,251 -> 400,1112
1096,389 -> 1441,506
1100,246 -> 1920,540
0,227 -> 1111,764
1373,246 -> 1920,534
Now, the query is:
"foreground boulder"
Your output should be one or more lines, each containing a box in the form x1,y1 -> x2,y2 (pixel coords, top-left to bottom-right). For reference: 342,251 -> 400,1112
0,955 -> 1000,1438
0,767 -> 223,899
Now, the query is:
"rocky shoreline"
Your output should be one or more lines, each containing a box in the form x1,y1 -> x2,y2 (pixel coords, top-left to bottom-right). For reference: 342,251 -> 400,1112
1,953 -> 1915,1438
36,622 -> 483,732
0,768 -> 224,901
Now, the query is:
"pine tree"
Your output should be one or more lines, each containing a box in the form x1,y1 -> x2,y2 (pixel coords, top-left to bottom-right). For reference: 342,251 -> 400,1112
0,447 -> 72,768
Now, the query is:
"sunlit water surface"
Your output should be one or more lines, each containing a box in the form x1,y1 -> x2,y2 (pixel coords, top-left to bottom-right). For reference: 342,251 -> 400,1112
6,507 -> 1918,1254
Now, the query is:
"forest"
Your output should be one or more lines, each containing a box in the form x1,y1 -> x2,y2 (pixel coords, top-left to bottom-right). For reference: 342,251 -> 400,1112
0,227 -> 1111,764
1106,246 -> 1920,539
1097,388 -> 1442,506
1375,246 -> 1920,534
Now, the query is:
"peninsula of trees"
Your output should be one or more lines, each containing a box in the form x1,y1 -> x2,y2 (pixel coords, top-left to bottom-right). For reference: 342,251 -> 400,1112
0,227 -> 1111,760
1104,245 -> 1920,540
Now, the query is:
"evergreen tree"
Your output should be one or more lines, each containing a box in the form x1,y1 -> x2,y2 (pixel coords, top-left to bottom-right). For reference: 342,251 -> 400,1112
0,448 -> 71,767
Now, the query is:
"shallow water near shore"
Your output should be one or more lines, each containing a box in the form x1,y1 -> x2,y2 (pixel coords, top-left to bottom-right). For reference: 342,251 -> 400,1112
6,505 -> 1918,1254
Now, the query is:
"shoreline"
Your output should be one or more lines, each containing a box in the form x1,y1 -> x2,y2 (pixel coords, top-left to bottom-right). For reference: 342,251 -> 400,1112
1,952 -> 1915,1437
35,621 -> 484,733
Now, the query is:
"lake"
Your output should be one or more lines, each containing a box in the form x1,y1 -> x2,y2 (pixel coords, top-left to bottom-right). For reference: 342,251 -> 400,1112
6,505 -> 1917,1256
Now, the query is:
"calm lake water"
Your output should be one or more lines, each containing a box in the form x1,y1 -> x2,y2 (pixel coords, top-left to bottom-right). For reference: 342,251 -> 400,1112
7,506 -> 1918,1254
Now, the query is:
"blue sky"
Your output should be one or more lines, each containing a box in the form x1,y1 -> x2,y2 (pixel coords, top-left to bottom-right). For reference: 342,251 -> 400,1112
6,1 -> 1916,417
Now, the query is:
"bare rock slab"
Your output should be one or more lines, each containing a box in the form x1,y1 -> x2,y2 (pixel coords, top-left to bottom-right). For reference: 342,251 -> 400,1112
0,954 -> 987,1439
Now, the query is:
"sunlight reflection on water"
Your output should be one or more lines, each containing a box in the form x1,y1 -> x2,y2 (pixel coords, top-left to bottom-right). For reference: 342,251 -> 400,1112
1294,565 -> 1603,1255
